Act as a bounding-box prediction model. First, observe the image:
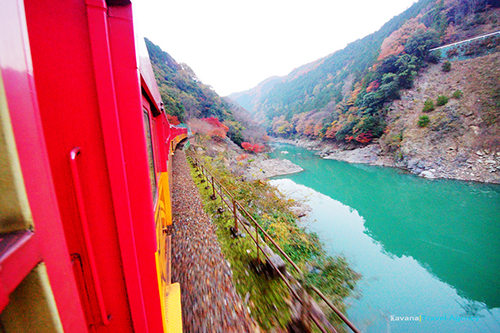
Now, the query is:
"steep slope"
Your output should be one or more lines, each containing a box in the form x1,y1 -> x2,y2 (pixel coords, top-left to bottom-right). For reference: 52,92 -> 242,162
229,0 -> 436,117
230,0 -> 499,144
382,51 -> 500,183
146,38 -> 267,145
146,38 -> 234,122
228,56 -> 327,114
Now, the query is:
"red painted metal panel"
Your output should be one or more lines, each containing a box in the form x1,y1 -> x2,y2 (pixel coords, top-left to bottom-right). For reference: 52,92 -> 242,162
84,1 -> 149,331
0,0 -> 88,330
107,5 -> 164,332
24,0 -> 134,331
70,148 -> 110,325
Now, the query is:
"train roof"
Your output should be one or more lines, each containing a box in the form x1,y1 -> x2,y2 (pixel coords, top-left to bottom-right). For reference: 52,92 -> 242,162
134,8 -> 163,115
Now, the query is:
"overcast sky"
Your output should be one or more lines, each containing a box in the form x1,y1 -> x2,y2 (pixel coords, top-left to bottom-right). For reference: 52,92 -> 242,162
134,0 -> 417,96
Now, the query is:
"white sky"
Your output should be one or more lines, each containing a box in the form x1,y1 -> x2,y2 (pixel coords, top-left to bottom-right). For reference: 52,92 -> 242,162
134,0 -> 417,96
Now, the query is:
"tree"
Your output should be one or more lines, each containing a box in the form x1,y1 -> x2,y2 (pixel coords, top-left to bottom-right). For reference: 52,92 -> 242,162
378,17 -> 427,60
405,30 -> 439,60
418,115 -> 430,127
423,99 -> 435,112
241,142 -> 264,153
167,114 -> 181,125
202,117 -> 229,139
437,95 -> 449,106
442,60 -> 452,72
395,54 -> 419,89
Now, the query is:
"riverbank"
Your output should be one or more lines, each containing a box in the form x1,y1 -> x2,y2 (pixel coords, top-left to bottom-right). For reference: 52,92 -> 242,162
272,137 -> 500,184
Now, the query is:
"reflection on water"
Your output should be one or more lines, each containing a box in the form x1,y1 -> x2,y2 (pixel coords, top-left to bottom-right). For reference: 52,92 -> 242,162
269,143 -> 500,332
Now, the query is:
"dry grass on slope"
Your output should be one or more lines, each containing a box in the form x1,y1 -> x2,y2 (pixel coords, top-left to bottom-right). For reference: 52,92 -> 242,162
381,52 -> 500,182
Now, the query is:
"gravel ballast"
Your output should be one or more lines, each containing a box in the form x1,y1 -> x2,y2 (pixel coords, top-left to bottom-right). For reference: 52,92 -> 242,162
170,149 -> 256,332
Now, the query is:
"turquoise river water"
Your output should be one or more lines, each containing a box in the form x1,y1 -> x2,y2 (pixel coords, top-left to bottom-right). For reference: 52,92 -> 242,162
268,143 -> 500,333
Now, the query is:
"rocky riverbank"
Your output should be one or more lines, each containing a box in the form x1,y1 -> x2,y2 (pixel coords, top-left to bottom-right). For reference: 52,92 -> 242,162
245,158 -> 304,180
272,137 -> 500,184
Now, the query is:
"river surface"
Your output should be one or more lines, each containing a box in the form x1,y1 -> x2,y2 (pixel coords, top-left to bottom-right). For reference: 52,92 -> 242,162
268,143 -> 500,333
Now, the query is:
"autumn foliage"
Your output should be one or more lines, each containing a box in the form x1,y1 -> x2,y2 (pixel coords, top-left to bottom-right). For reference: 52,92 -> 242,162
203,117 -> 229,139
354,131 -> 373,144
378,17 -> 427,60
188,117 -> 229,139
236,153 -> 249,161
166,114 -> 181,125
241,142 -> 264,153
366,80 -> 380,93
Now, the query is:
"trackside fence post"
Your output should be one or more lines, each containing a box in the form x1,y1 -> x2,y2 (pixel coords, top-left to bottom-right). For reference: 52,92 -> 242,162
233,199 -> 238,233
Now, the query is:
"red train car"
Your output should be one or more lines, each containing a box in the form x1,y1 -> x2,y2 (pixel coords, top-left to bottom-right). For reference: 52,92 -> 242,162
0,0 -> 186,332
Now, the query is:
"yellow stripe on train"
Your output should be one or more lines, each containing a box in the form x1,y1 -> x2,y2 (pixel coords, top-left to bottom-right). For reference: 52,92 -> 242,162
155,172 -> 182,332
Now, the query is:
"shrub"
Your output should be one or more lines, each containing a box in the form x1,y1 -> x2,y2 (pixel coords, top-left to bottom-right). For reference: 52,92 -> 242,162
418,115 -> 430,127
241,142 -> 264,153
452,90 -> 463,99
423,99 -> 435,112
166,114 -> 181,125
442,60 -> 451,72
436,95 -> 449,106
428,50 -> 441,64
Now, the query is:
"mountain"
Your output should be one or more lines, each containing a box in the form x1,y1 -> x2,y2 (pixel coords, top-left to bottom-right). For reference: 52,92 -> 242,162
228,0 -> 500,147
146,38 -> 267,145
228,57 -> 327,116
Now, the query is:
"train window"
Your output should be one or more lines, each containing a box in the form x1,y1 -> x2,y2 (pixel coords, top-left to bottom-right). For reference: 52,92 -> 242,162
0,80 -> 33,233
0,264 -> 63,332
143,110 -> 157,201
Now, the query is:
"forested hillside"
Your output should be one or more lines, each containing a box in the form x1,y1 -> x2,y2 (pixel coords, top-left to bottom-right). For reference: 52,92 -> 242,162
229,0 -> 500,147
146,39 -> 267,146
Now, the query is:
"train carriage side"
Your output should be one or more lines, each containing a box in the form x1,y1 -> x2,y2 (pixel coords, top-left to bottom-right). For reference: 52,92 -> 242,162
0,0 -> 185,332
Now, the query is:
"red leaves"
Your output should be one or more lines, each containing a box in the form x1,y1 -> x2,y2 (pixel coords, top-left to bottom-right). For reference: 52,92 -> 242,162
167,114 -> 181,125
202,117 -> 229,139
241,142 -> 264,153
354,131 -> 373,144
345,132 -> 372,144
188,117 -> 229,140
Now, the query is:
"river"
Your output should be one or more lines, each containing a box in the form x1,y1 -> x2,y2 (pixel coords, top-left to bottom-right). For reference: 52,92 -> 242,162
268,143 -> 500,333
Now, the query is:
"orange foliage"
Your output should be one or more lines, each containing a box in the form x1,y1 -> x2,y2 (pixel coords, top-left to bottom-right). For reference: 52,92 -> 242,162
188,117 -> 229,140
325,121 -> 341,139
272,116 -> 294,136
378,17 -> 427,60
236,153 -> 249,161
442,23 -> 457,44
313,122 -> 323,137
366,80 -> 380,93
303,124 -> 314,136
346,83 -> 362,107
355,132 -> 373,144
